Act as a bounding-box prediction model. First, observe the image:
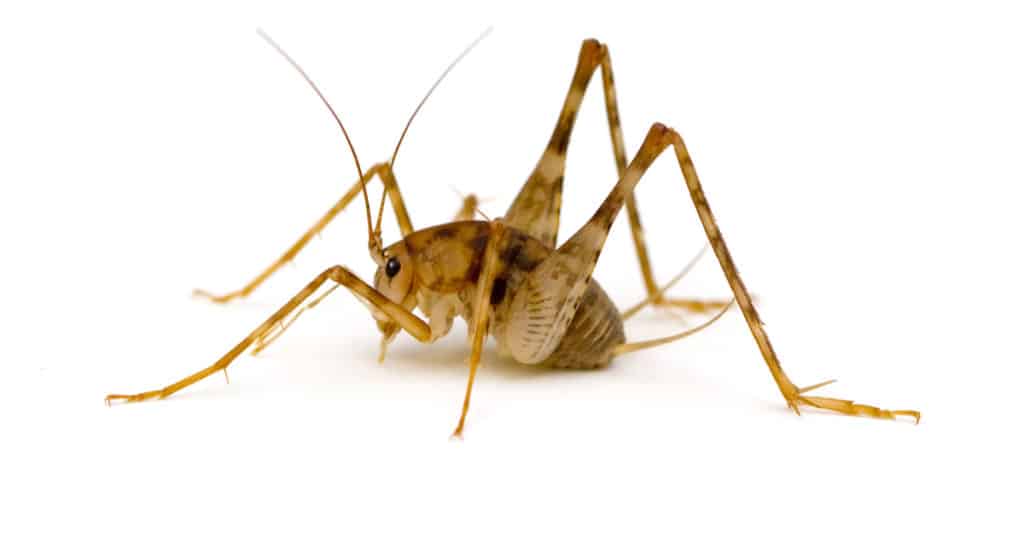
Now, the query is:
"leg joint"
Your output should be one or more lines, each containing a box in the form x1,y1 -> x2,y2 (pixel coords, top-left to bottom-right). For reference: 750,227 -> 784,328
326,265 -> 354,285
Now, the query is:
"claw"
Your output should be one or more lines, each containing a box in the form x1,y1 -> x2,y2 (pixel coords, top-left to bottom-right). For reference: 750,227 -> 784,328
784,380 -> 921,424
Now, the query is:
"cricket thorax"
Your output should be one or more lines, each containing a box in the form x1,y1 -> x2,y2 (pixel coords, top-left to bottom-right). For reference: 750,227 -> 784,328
404,222 -> 625,368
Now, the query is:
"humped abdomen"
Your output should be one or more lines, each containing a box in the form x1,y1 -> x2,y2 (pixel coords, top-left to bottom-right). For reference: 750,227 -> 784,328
540,279 -> 625,369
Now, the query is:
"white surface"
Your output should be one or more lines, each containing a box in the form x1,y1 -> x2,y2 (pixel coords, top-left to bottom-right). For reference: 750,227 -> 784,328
3,1 -> 1022,534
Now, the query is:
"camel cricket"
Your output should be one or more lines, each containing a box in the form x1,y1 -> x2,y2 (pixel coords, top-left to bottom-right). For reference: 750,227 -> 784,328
105,31 -> 920,436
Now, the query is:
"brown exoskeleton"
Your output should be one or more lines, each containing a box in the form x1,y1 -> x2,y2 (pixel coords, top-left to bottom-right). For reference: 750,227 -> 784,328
106,31 -> 920,436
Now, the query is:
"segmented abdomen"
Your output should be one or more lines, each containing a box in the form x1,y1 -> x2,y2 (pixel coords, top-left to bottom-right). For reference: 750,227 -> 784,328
540,279 -> 625,369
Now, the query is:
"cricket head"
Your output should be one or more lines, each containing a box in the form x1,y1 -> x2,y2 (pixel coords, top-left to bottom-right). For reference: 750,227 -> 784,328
256,27 -> 490,340
371,239 -> 417,323
368,237 -> 415,342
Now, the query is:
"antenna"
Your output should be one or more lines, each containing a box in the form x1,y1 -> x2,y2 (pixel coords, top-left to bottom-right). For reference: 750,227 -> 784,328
256,29 -> 378,251
389,27 -> 493,169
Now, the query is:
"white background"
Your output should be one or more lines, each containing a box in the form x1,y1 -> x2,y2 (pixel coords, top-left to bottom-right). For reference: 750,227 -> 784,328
3,1 -> 1022,533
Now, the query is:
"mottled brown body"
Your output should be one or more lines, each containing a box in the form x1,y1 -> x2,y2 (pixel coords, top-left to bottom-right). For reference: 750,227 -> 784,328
541,282 -> 623,368
395,221 -> 625,369
106,33 -> 920,437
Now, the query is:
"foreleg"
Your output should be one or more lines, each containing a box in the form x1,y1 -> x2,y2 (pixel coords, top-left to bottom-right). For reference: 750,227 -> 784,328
107,265 -> 430,404
194,163 -> 414,303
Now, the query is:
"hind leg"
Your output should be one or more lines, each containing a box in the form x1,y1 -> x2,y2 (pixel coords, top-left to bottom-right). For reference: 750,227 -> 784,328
506,39 -> 726,314
654,124 -> 919,422
559,122 -> 919,423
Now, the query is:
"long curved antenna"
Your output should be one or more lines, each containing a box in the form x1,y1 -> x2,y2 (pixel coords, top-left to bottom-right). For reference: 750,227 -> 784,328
389,27 -> 493,169
373,182 -> 387,239
256,29 -> 377,249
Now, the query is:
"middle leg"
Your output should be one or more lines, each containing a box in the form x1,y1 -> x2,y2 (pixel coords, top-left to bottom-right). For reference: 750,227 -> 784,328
452,193 -> 481,222
619,245 -> 732,320
452,219 -> 506,438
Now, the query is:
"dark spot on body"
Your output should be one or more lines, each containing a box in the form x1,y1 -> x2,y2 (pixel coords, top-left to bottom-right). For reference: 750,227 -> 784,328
501,243 -> 523,267
500,232 -> 546,272
466,259 -> 482,282
596,202 -> 618,224
434,226 -> 456,240
550,121 -> 573,155
464,232 -> 491,282
490,278 -> 507,305
468,234 -> 489,256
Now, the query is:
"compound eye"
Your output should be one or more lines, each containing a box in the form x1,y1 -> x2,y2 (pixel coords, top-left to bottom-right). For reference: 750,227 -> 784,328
385,257 -> 401,278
